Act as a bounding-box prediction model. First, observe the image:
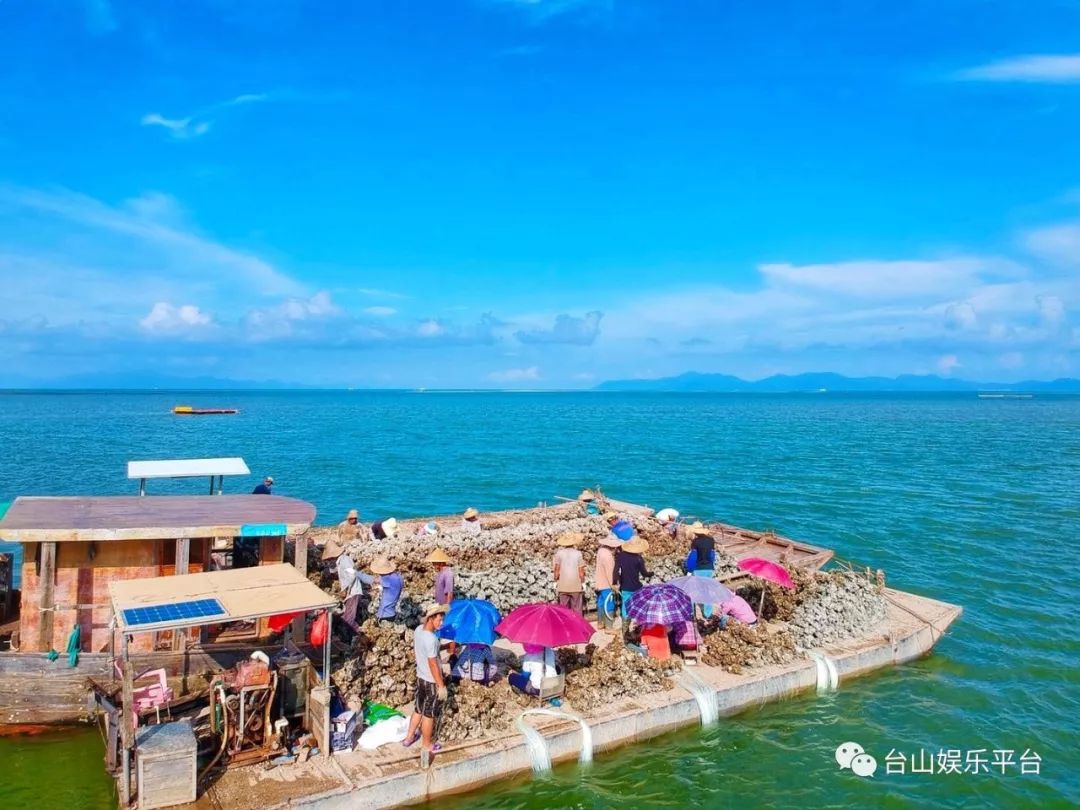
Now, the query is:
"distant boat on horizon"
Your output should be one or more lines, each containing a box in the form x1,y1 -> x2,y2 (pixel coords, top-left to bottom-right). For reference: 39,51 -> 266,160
977,392 -> 1034,399
172,405 -> 239,415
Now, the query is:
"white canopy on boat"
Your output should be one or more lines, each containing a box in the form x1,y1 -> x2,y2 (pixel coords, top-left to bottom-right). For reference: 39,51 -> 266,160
127,457 -> 251,495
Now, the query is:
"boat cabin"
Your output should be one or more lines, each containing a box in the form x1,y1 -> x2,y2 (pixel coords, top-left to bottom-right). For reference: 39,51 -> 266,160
0,495 -> 316,654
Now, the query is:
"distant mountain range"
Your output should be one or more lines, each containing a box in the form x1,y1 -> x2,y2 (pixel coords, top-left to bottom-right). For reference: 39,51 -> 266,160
594,372 -> 1080,393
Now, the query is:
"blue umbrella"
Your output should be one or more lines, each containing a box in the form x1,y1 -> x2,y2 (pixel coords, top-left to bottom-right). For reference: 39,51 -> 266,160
440,598 -> 501,645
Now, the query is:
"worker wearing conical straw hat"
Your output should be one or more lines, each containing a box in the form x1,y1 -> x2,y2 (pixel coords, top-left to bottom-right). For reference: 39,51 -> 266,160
577,488 -> 602,516
685,521 -> 717,618
553,532 -> 586,616
336,508 -> 372,545
426,548 -> 455,605
356,557 -> 404,624
613,537 -> 653,621
461,506 -> 481,536
404,603 -> 449,770
594,532 -> 621,629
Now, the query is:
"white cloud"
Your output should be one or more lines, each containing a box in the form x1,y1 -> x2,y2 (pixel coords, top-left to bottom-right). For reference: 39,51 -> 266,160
280,291 -> 339,320
1023,221 -> 1080,266
954,54 -> 1080,83
140,114 -> 212,140
936,354 -> 961,375
141,94 -> 269,141
139,302 -> 212,332
242,292 -> 342,340
363,306 -> 397,317
489,366 -> 541,382
417,319 -> 445,337
759,258 -> 997,299
516,311 -> 603,344
602,241 -> 1079,378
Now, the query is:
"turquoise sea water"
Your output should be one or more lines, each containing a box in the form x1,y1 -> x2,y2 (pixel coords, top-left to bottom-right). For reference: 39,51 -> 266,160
0,390 -> 1077,809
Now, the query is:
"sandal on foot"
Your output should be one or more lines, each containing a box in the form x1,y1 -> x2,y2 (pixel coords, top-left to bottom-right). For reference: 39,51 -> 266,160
401,733 -> 420,749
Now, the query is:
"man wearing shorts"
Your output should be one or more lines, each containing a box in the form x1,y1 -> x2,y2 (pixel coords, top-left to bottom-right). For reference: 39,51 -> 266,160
553,532 -> 586,615
403,604 -> 448,769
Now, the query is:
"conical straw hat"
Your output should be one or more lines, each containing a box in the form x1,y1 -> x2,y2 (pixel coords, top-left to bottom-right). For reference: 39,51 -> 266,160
370,557 -> 396,575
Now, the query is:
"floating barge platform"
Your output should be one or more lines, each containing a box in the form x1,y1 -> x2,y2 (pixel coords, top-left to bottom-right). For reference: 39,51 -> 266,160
179,588 -> 960,809
0,491 -> 961,810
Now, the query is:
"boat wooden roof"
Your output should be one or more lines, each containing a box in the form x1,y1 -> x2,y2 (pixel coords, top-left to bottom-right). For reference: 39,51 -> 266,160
0,495 -> 316,543
110,563 -> 336,633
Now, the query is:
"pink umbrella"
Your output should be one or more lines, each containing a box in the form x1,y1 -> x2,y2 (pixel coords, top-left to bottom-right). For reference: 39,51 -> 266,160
495,603 -> 595,648
738,558 -> 795,589
738,557 -> 796,614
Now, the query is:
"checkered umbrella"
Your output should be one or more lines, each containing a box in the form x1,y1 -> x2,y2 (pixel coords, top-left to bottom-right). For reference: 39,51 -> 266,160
625,583 -> 694,626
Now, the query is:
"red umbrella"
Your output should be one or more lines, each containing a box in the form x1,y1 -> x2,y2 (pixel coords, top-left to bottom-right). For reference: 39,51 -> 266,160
495,603 -> 595,648
738,557 -> 796,615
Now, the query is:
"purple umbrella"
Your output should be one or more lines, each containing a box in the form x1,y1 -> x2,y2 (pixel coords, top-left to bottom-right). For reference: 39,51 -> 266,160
668,575 -> 735,606
625,583 -> 694,626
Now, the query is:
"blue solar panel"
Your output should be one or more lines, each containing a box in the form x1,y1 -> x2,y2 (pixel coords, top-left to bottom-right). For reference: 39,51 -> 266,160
122,598 -> 226,627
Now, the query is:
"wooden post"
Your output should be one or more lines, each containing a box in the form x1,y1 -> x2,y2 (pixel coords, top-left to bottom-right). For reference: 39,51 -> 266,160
293,534 -> 309,577
39,542 -> 56,652
175,538 -> 190,576
291,535 -> 310,638
173,538 -> 191,650
120,635 -> 134,808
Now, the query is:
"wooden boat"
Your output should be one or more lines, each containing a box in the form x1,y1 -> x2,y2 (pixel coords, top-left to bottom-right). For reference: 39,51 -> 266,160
0,495 -> 318,724
173,405 -> 239,415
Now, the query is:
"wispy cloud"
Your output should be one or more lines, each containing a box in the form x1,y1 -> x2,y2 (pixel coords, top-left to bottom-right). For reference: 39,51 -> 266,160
953,54 -> 1080,83
141,93 -> 270,140
363,306 -> 397,317
0,184 -> 304,332
140,114 -> 211,140
1022,220 -> 1080,266
486,0 -> 613,24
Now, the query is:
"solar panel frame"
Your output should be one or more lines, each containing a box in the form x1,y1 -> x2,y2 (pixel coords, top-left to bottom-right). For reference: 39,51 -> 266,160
121,598 -> 227,629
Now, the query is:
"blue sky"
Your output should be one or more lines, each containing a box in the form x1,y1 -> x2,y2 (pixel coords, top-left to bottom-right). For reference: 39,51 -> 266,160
1,0 -> 1078,387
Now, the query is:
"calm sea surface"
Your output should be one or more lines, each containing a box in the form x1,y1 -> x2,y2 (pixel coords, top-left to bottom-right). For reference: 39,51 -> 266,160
0,391 -> 1077,809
